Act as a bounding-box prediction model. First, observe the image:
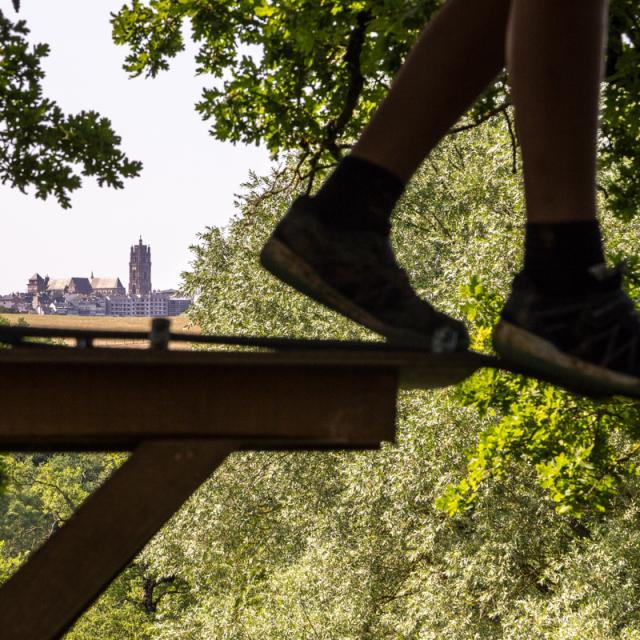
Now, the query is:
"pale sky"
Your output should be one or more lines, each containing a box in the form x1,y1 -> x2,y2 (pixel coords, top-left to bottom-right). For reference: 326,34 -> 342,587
1,1 -> 272,293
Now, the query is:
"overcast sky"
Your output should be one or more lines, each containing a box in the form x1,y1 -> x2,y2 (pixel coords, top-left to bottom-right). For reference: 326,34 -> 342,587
1,1 -> 272,293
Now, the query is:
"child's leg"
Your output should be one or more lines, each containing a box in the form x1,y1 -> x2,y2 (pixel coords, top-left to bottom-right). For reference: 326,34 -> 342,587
495,1 -> 640,396
509,0 -> 608,295
262,0 -> 512,351
353,0 -> 511,183
508,0 -> 607,223
315,0 -> 512,234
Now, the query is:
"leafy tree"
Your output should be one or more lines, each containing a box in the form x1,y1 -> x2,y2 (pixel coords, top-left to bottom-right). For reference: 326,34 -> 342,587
118,120 -> 640,638
0,9 -> 142,208
112,0 -> 640,216
181,115 -> 640,522
2,115 -> 640,639
0,453 -> 123,567
0,450 -> 165,638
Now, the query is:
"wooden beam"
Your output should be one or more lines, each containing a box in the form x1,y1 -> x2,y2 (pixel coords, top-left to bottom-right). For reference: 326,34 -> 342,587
0,347 -> 491,450
0,349 -> 402,450
0,439 -> 239,640
0,346 -> 493,636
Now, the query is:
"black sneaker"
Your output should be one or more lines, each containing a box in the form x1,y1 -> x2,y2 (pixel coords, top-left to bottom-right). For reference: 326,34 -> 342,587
493,264 -> 640,397
260,195 -> 469,352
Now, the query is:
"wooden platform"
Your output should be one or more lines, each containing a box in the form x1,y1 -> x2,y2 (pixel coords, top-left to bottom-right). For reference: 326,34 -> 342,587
0,344 -> 498,639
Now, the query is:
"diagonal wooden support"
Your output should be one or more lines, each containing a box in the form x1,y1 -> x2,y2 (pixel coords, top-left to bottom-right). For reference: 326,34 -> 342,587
0,349 -> 403,451
0,344 -> 492,637
0,439 -> 240,640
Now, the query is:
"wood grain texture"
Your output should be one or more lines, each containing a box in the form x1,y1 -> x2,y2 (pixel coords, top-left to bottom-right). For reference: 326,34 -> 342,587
0,439 -> 238,640
0,351 -> 398,450
0,347 -> 492,451
0,346 -> 493,637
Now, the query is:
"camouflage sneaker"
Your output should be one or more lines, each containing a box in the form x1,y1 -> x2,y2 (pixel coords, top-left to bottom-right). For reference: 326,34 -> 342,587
493,264 -> 640,397
260,195 -> 469,352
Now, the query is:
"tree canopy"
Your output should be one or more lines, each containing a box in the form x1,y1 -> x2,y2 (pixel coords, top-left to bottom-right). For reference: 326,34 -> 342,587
2,103 -> 640,640
0,9 -> 141,208
112,0 -> 640,216
52,119 -> 640,637
2,0 -> 638,211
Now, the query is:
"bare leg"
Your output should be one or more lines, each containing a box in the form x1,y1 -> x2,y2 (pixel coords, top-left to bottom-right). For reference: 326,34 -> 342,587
262,0 -> 513,352
352,0 -> 512,182
507,0 -> 608,222
492,0 -> 640,396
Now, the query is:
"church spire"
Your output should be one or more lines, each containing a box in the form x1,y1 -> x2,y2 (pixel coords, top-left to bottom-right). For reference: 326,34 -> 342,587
129,237 -> 152,295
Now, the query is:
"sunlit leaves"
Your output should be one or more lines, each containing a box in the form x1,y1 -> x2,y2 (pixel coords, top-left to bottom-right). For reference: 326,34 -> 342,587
112,0 -> 640,213
163,121 -> 640,637
438,273 -> 640,519
111,0 -> 441,183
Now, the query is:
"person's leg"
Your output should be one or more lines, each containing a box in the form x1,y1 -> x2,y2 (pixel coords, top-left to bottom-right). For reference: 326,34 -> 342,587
352,0 -> 511,183
509,0 -> 608,296
262,0 -> 511,352
508,0 -> 606,224
316,0 -> 511,232
495,0 -> 640,397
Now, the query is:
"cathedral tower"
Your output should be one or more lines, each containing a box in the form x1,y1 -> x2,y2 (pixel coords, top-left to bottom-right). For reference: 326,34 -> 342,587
129,237 -> 152,295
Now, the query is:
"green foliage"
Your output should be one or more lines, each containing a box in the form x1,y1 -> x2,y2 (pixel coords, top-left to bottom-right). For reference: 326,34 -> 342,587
112,0 -> 640,215
0,10 -> 142,208
112,0 -> 505,186
0,453 -> 125,570
66,563 -> 178,640
602,1 -> 640,220
6,116 -> 640,638
437,276 -> 640,519
144,121 -> 640,637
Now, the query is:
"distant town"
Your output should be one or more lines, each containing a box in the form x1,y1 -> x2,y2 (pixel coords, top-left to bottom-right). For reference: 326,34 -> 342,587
0,238 -> 192,317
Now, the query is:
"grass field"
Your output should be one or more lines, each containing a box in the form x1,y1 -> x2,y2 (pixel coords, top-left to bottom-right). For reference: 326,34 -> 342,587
0,314 -> 200,349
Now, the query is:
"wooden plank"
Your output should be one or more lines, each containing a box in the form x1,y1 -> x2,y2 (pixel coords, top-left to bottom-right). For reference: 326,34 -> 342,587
0,346 -> 494,637
398,350 -> 493,388
0,347 -> 493,451
0,345 -> 495,371
0,323 -> 474,354
0,350 -> 399,450
0,439 -> 239,640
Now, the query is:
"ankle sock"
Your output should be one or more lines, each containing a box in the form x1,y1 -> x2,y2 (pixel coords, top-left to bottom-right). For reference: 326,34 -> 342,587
313,155 -> 405,235
523,220 -> 605,293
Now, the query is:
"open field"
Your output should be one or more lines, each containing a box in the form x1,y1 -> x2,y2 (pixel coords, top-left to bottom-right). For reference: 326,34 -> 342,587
0,314 -> 200,349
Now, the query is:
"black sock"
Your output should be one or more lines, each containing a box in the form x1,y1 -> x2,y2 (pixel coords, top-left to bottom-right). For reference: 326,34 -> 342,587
523,220 -> 605,292
313,155 -> 405,235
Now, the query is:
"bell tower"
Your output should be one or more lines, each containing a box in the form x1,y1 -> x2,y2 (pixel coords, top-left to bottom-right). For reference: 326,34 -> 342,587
129,237 -> 152,295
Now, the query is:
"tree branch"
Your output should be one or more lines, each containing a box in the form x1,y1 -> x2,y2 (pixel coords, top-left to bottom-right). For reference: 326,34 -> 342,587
503,108 -> 519,174
324,10 -> 372,151
449,102 -> 511,136
303,10 -> 372,192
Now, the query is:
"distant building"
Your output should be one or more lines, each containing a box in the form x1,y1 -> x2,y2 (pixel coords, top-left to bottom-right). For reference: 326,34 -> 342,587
129,237 -> 152,296
167,297 -> 192,316
47,277 -> 92,296
0,294 -> 31,313
27,273 -> 48,295
20,238 -> 192,317
106,291 -> 191,317
90,277 -> 125,296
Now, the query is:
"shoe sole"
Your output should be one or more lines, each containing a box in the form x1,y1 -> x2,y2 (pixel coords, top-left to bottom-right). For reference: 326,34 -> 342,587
493,320 -> 640,398
260,236 -> 460,352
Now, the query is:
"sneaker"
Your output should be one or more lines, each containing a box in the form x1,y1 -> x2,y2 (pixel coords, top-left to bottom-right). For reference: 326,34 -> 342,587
260,195 -> 469,352
493,264 -> 640,397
